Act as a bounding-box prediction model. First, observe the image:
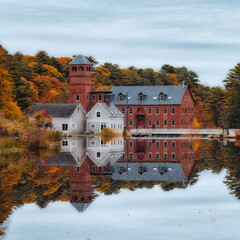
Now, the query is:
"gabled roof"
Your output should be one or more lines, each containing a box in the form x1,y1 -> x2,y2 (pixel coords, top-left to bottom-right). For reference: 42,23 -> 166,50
86,102 -> 123,117
40,153 -> 79,166
112,162 -> 187,182
111,85 -> 188,105
71,202 -> 91,212
69,55 -> 91,65
29,103 -> 80,117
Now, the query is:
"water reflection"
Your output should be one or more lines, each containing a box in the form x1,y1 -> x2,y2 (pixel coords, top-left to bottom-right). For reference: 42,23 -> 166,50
0,137 -> 240,237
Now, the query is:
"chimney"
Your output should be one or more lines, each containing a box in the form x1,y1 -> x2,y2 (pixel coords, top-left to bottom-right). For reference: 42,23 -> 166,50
182,81 -> 185,88
107,99 -> 111,107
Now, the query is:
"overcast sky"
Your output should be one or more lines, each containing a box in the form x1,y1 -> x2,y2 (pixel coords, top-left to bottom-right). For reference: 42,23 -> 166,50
1,0 -> 240,86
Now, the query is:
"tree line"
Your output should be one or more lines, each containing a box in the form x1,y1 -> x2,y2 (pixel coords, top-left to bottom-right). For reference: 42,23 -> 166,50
0,44 -> 240,128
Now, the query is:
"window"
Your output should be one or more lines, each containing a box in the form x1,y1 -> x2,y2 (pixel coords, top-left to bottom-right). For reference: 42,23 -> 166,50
129,108 -> 133,114
90,124 -> 95,129
148,141 -> 152,147
172,108 -> 175,114
96,111 -> 101,117
171,153 -> 175,160
182,108 -> 184,114
99,167 -> 102,173
129,141 -> 133,147
122,108 -> 125,113
188,107 -> 190,114
118,94 -> 123,101
72,66 -> 77,72
164,141 -> 167,147
78,66 -> 84,71
92,166 -> 96,172
72,123 -> 76,129
185,108 -> 187,114
98,94 -> 102,101
129,120 -> 133,126
181,120 -> 184,126
76,94 -> 80,101
156,108 -> 159,114
62,124 -> 68,131
62,140 -> 68,146
139,93 -> 143,101
76,167 -> 80,173
160,94 -> 164,101
164,108 -> 167,114
156,141 -> 160,147
90,141 -> 95,146
101,122 -> 106,130
130,153 -> 133,159
188,96 -> 190,102
92,95 -> 96,101
185,96 -> 187,102
164,120 -> 167,126
172,141 -> 175,148
122,153 -> 125,159
97,152 -> 101,158
172,120 -> 175,126
149,152 -> 152,159
156,120 -> 159,126
164,153 -> 167,160
148,120 -> 152,126
148,108 -> 152,115
156,153 -> 160,159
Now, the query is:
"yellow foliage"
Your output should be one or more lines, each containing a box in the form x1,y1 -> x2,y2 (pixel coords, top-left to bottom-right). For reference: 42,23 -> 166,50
192,117 -> 201,129
43,182 -> 63,196
43,64 -> 63,79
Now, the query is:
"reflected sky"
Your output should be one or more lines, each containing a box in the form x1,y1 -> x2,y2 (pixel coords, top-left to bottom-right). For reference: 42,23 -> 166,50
5,170 -> 240,240
1,0 -> 240,86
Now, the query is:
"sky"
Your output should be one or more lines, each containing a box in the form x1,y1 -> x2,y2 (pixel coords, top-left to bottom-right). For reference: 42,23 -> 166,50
4,171 -> 240,240
0,0 -> 240,86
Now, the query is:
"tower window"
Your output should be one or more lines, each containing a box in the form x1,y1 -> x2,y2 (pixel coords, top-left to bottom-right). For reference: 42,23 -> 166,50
76,94 -> 80,101
118,94 -> 123,101
72,66 -> 77,72
98,94 -> 102,101
160,93 -> 164,101
92,95 -> 96,101
78,66 -> 84,71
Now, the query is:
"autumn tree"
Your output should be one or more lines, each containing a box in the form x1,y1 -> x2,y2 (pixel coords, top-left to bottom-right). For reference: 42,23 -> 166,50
223,63 -> 240,128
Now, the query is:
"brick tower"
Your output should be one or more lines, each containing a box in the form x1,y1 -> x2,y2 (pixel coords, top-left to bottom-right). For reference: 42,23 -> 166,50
70,157 -> 92,212
69,55 -> 92,112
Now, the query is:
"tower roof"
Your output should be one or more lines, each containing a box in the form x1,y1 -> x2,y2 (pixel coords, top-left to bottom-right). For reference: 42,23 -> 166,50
69,55 -> 91,65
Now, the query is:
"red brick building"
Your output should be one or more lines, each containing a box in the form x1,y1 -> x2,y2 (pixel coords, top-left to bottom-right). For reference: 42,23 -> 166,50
69,55 -> 195,129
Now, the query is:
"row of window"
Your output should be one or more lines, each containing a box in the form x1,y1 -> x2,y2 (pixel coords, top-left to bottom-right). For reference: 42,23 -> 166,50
71,66 -> 91,72
129,119 -> 176,127
129,140 -> 177,148
123,107 -> 193,115
181,107 -> 194,114
122,152 -> 194,160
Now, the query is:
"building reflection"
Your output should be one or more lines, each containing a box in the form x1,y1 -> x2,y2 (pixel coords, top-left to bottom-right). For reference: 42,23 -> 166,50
43,137 -> 196,212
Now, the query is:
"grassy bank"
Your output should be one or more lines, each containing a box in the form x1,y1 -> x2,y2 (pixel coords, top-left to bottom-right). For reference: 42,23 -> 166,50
0,114 -> 61,151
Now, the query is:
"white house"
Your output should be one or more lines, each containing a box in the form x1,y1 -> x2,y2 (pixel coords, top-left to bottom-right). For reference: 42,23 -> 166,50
29,103 -> 86,134
86,102 -> 124,133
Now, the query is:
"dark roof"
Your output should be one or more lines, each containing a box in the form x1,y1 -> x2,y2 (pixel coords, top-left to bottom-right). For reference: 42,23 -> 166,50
29,103 -> 79,117
69,55 -> 91,65
40,153 -> 79,166
71,202 -> 91,212
112,162 -> 187,182
111,85 -> 188,105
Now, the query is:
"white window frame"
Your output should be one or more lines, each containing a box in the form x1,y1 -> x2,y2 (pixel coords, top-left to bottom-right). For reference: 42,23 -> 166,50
96,111 -> 101,118
62,123 -> 68,131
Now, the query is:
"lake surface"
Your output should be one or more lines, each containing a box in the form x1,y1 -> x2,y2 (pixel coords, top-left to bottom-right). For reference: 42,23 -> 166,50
0,137 -> 240,240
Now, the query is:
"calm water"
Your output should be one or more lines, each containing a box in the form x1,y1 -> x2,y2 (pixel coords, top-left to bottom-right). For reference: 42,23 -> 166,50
0,137 -> 240,240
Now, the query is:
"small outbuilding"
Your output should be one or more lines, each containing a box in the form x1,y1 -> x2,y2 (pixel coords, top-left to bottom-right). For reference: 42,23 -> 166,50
29,103 -> 86,133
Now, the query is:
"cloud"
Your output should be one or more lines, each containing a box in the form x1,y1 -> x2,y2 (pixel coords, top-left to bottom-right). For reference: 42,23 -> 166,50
0,0 -> 240,86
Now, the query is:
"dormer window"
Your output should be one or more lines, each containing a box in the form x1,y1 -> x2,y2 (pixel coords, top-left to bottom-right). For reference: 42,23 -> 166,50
72,66 -> 77,72
160,93 -> 164,101
78,66 -> 84,71
138,93 -> 144,101
118,93 -> 123,101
